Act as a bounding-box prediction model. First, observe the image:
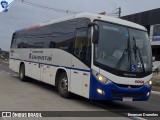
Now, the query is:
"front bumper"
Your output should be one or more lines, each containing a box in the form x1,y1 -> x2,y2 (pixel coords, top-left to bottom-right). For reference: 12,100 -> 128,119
89,74 -> 152,101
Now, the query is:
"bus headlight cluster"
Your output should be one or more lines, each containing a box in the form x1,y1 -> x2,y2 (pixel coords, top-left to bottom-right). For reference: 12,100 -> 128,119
92,70 -> 111,84
144,80 -> 152,87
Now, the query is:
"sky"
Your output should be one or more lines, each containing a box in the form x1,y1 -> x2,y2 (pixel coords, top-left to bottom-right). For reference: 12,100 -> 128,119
0,0 -> 160,51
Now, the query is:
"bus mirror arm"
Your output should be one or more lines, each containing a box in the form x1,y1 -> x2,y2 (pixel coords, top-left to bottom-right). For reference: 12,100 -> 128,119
88,22 -> 99,44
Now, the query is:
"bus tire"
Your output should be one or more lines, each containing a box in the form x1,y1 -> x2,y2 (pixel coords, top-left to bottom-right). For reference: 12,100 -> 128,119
19,64 -> 27,82
58,72 -> 70,98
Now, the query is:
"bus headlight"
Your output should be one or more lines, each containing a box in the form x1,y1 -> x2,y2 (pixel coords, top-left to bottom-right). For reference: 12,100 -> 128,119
92,70 -> 111,84
144,80 -> 152,87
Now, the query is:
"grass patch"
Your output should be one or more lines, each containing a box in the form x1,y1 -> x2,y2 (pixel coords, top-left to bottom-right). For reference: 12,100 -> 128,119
152,81 -> 160,87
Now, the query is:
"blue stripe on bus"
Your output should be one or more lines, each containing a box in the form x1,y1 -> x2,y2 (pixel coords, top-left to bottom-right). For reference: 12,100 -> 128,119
10,58 -> 91,72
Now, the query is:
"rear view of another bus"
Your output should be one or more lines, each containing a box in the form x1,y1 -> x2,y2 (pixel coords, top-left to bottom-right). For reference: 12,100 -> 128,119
150,24 -> 160,71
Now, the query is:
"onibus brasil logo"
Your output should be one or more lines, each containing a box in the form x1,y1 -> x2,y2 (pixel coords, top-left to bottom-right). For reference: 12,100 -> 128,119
0,0 -> 14,12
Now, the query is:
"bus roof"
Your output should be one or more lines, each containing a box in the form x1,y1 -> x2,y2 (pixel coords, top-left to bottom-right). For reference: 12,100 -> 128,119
16,13 -> 146,32
75,13 -> 146,31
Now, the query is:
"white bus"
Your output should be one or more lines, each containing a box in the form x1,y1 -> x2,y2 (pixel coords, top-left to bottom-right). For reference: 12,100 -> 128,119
9,13 -> 152,101
150,24 -> 160,70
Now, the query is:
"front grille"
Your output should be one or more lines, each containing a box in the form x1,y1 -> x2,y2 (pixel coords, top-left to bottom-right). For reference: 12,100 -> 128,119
112,89 -> 144,98
115,83 -> 142,88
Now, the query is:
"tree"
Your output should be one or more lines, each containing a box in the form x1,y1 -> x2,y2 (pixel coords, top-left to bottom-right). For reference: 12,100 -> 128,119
0,48 -> 2,54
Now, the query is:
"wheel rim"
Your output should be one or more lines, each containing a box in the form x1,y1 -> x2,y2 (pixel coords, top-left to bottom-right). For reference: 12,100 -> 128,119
59,77 -> 68,93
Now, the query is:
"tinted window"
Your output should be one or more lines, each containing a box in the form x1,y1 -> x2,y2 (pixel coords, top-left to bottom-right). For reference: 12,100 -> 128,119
94,20 -> 152,74
11,18 -> 90,51
11,33 -> 21,48
19,36 -> 27,48
26,37 -> 44,48
74,28 -> 91,66
153,24 -> 160,36
11,33 -> 17,48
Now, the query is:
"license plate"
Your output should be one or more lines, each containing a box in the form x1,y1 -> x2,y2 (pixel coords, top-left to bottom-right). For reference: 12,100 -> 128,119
122,97 -> 133,101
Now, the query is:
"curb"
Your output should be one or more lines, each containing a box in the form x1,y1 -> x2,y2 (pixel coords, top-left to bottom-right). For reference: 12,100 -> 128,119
151,91 -> 160,95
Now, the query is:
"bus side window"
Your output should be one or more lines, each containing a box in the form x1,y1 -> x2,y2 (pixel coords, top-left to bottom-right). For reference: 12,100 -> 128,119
16,38 -> 22,48
49,41 -> 56,48
74,28 -> 91,66
11,33 -> 18,48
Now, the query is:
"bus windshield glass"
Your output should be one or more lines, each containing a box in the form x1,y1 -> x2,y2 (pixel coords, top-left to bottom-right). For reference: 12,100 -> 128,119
94,21 -> 152,73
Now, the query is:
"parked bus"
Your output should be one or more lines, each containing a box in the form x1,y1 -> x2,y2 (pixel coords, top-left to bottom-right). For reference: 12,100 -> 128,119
9,13 -> 152,101
150,24 -> 160,71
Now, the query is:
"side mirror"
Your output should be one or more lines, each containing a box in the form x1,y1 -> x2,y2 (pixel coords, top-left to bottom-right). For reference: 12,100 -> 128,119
88,22 -> 99,44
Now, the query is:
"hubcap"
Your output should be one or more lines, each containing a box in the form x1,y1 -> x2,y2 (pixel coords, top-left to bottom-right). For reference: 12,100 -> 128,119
59,77 -> 68,93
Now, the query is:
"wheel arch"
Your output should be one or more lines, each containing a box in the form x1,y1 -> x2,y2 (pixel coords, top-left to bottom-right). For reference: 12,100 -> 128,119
55,67 -> 69,89
19,62 -> 25,71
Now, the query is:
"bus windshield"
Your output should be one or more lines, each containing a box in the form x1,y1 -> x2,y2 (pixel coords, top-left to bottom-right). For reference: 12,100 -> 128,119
94,21 -> 152,74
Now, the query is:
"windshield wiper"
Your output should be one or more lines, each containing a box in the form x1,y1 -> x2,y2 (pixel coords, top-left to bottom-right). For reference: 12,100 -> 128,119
133,37 -> 145,73
115,49 -> 128,71
115,36 -> 131,71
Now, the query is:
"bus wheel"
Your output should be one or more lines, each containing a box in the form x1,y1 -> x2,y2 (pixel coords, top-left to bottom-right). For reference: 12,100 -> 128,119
19,64 -> 27,82
58,72 -> 70,98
